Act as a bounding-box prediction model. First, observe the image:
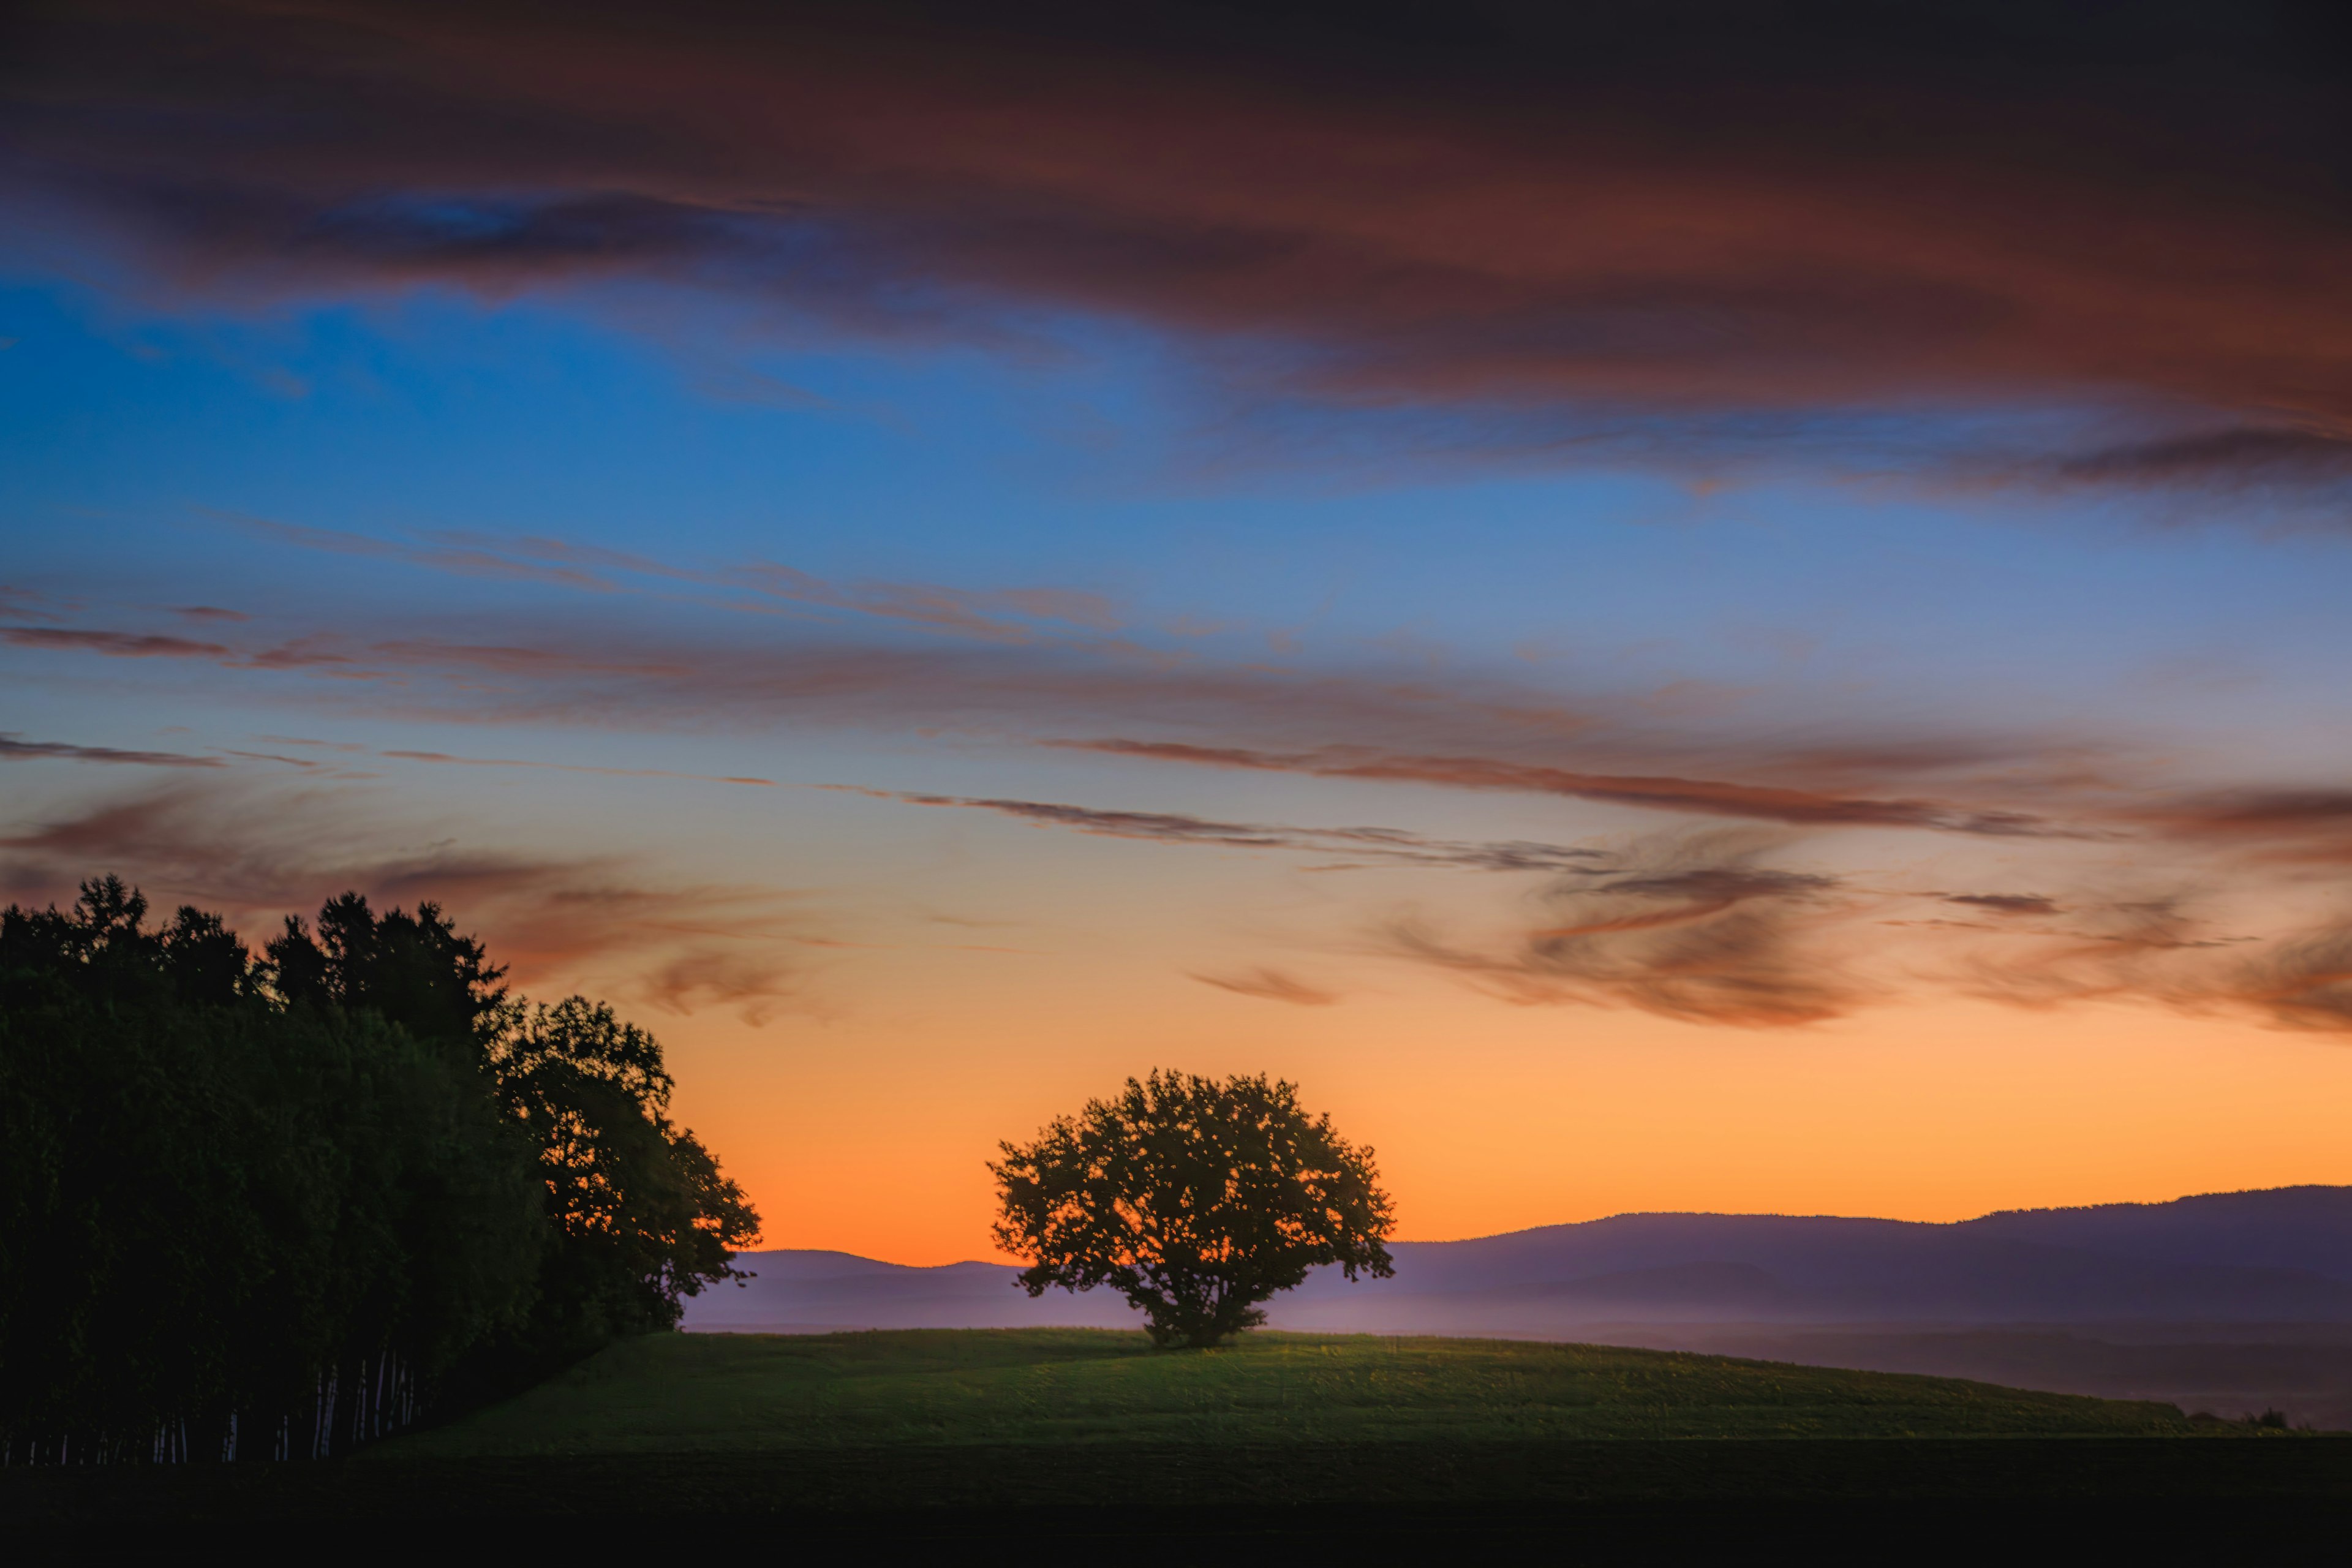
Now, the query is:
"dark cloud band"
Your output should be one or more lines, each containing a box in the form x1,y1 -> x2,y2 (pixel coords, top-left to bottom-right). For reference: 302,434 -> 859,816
11,1 -> 2349,488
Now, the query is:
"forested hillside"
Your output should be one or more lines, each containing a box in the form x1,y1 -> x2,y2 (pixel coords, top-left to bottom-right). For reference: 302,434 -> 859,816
0,876 -> 759,1464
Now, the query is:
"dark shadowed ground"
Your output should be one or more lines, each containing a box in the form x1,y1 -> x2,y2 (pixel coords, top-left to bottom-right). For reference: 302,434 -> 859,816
13,1329 -> 2349,1549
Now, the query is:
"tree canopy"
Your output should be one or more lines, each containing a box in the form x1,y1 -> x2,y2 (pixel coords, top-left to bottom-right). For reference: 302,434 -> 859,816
0,875 -> 759,1464
991,1069 -> 1393,1348
491,997 -> 760,1346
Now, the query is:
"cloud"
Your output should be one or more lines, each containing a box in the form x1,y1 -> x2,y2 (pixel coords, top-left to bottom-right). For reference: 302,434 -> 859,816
3,626 -> 232,658
2128,789 -> 2352,857
217,750 -> 325,769
1368,837 -> 2352,1033
1929,889 -> 2352,1038
10,2 -> 2348,487
720,561 -> 1123,642
861,786 -> 2352,1035
1942,892 -> 2060,917
0,570 -> 1662,781
2043,427 -> 2352,494
0,780 -> 823,1020
0,732 -> 225,767
230,514 -> 613,590
845,778 -> 2352,1035
171,605 -> 251,622
870,788 -> 1608,872
10,730 -> 2352,1038
48,563 -> 2352,887
0,586 -> 64,620
379,748 -> 777,788
1189,967 -> 1337,1006
628,946 -> 801,1026
1382,833 -> 1864,1027
2237,926 -> 2352,1031
19,527 -> 2352,1040
237,513 -> 1125,643
1060,739 -> 2056,836
36,554 -> 2352,919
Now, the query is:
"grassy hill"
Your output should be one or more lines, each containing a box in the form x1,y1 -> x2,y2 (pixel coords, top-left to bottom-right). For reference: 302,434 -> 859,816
390,1327 -> 2200,1455
17,1329 -> 2351,1526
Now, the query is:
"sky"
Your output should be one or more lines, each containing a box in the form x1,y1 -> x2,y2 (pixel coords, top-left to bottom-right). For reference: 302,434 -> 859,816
5,1 -> 2352,1262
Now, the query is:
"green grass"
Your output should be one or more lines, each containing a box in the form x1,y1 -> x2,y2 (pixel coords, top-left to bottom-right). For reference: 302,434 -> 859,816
18,1333 -> 2348,1521
385,1328 -> 2204,1457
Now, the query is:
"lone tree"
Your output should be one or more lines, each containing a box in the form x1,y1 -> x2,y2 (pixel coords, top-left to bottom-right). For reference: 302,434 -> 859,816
990,1070 -> 1394,1348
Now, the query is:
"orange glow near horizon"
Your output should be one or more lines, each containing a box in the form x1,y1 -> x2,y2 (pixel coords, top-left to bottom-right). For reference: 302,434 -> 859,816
662,982 -> 2352,1267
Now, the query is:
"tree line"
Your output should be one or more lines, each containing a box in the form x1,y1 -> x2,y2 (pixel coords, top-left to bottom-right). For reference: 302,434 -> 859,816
0,876 -> 758,1464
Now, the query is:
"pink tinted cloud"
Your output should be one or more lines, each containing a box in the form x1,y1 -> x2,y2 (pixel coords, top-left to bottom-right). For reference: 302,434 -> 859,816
12,3 -> 2350,488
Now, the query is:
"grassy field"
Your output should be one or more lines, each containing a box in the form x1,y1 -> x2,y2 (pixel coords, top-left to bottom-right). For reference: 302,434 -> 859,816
20,1330 -> 2350,1529
392,1327 -> 2202,1454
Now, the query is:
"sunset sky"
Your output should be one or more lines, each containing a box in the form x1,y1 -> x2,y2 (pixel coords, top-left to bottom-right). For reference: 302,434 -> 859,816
6,1 -> 2351,1262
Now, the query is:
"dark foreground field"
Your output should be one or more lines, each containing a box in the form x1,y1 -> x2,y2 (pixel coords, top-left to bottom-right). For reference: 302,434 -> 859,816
13,1330 -> 2349,1544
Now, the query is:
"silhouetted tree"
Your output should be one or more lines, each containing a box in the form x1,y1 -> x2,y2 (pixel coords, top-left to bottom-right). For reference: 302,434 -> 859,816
992,1069 -> 1394,1348
0,880 -> 544,1461
0,876 -> 760,1463
489,997 -> 761,1351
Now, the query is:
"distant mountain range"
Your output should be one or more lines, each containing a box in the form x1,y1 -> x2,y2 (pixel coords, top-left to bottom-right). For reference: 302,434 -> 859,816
1275,1185 -> 2352,1332
684,1186 -> 2352,1423
689,1186 -> 2352,1335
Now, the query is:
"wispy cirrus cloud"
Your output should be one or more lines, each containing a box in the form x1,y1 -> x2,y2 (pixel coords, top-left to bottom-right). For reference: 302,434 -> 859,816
1189,967 -> 1338,1007
1060,739 -> 2058,837
1940,892 -> 2060,918
15,517 -> 2352,1038
218,735 -> 779,788
0,587 -> 69,623
853,787 -> 1608,873
850,782 -> 2352,1033
1924,890 -> 2352,1038
26,539 -> 2352,895
379,748 -> 778,788
0,733 -> 225,768
228,513 -> 1126,644
1380,833 -> 1866,1027
229,515 -> 614,591
2122,789 -> 2352,862
3,626 -> 233,659
638,946 -> 801,1026
1355,831 -> 2352,1033
19,575 -> 2352,875
8,724 -> 2350,1036
2237,928 -> 2352,1031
